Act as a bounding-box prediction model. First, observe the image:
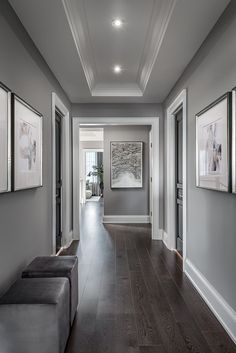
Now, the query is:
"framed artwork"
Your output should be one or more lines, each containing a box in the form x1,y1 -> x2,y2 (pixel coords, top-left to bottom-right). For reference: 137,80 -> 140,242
110,141 -> 143,188
0,82 -> 11,193
12,94 -> 43,191
196,93 -> 231,192
232,87 -> 236,193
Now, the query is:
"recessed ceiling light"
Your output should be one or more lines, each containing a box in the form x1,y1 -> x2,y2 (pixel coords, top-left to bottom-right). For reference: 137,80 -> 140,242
113,65 -> 122,74
112,18 -> 123,28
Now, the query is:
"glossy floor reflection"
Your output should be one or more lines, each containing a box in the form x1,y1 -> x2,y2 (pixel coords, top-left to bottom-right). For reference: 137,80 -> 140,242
65,200 -> 236,353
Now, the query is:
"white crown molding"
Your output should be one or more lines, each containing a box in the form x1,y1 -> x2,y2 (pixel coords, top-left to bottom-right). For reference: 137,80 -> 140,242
138,0 -> 177,92
103,215 -> 150,224
92,83 -> 143,97
62,0 -> 96,92
185,259 -> 236,344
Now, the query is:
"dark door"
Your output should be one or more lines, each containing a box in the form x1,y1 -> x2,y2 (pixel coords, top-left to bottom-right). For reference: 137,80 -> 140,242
176,109 -> 183,255
55,111 -> 62,252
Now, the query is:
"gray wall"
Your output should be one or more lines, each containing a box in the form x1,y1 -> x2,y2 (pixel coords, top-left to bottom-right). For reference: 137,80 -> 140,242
80,141 -> 104,150
72,103 -> 164,226
103,125 -> 150,216
0,1 -> 71,296
164,1 -> 236,310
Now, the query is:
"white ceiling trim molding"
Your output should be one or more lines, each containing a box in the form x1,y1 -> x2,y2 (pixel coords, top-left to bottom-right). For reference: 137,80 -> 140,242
92,83 -> 143,97
138,0 -> 177,93
62,0 -> 96,92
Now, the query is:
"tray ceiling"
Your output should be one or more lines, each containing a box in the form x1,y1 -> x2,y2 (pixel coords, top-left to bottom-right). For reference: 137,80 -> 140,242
9,0 -> 231,102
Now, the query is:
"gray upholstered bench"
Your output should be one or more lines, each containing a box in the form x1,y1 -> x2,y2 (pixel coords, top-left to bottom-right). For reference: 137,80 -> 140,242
0,278 -> 70,353
22,256 -> 78,325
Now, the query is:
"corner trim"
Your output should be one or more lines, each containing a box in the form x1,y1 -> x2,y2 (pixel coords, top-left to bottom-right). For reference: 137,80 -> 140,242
103,215 -> 150,224
62,0 -> 95,91
139,0 -> 177,92
185,259 -> 236,344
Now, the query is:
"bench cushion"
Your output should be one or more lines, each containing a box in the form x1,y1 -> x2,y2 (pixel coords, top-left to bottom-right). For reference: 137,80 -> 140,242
22,256 -> 78,325
0,278 -> 70,353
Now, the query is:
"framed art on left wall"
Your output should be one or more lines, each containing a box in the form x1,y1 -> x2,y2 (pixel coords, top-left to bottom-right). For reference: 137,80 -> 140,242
12,94 -> 43,191
0,83 -> 11,193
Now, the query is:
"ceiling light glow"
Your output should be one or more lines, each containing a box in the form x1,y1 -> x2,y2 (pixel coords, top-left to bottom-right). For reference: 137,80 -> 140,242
112,18 -> 123,28
113,65 -> 122,74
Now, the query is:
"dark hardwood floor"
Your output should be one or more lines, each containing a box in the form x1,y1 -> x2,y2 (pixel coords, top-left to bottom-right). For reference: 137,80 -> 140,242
64,200 -> 236,353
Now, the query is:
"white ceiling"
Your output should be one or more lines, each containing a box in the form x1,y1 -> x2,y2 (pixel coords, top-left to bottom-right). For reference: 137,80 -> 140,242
9,0 -> 230,103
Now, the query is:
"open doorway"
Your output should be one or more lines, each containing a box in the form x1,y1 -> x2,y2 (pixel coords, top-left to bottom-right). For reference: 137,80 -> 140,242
79,127 -> 104,207
73,117 -> 160,241
84,150 -> 103,202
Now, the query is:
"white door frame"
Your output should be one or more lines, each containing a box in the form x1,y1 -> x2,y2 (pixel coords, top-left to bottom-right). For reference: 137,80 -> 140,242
73,116 -> 160,240
82,148 -> 104,203
166,89 -> 187,268
52,93 -> 72,254
149,130 -> 153,225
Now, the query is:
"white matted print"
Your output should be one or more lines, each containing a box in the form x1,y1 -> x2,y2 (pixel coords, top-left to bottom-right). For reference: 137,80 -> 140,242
0,83 -> 11,193
111,141 -> 143,188
196,93 -> 230,192
13,95 -> 42,190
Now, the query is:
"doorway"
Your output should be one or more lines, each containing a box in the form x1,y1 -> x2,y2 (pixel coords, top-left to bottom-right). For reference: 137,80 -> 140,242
55,110 -> 63,252
166,89 -> 187,267
175,108 -> 183,256
52,93 -> 72,254
73,117 -> 160,241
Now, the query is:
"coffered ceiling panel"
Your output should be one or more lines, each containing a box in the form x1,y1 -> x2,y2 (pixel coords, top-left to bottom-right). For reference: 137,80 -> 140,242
9,0 -> 231,102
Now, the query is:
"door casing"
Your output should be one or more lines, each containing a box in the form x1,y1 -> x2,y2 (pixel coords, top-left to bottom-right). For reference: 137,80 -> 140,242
73,117 -> 161,241
166,89 -> 187,269
52,93 -> 72,254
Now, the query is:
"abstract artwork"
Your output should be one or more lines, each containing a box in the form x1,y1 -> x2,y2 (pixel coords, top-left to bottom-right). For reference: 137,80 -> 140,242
13,95 -> 42,191
0,83 -> 11,193
196,93 -> 230,192
111,141 -> 143,188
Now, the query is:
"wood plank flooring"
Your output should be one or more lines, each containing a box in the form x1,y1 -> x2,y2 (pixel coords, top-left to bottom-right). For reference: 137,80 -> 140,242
64,201 -> 236,353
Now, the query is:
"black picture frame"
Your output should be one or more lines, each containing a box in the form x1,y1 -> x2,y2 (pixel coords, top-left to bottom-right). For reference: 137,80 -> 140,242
0,81 -> 11,194
12,93 -> 43,191
196,92 -> 232,193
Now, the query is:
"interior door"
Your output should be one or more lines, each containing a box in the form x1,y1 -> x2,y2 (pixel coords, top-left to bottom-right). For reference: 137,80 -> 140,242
176,109 -> 183,255
55,111 -> 62,252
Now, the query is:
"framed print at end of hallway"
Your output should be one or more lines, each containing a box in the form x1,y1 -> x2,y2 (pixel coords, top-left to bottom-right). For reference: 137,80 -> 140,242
110,141 -> 143,189
12,94 -> 43,191
196,93 -> 231,193
0,82 -> 11,193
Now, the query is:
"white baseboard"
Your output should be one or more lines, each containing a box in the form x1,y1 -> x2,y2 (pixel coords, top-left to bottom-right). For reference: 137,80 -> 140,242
62,230 -> 73,247
185,259 -> 236,344
103,215 -> 150,224
152,228 -> 163,240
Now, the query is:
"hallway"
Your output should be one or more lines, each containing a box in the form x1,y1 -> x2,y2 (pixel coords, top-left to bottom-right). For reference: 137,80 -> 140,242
64,201 -> 235,353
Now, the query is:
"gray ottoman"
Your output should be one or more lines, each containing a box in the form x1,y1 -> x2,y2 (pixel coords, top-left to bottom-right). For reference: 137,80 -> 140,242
22,256 -> 78,325
0,278 -> 70,353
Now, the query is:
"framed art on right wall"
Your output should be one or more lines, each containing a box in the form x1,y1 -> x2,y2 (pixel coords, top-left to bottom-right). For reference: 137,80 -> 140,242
232,87 -> 236,193
196,93 -> 231,192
